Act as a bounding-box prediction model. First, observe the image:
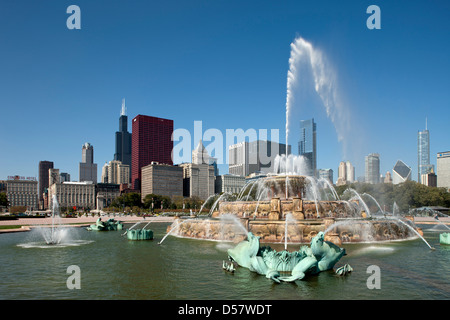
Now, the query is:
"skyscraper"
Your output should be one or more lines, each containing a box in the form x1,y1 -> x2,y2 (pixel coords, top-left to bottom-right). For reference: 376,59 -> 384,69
298,118 -> 317,177
101,160 -> 130,185
180,141 -> 215,200
114,99 -> 132,177
318,168 -> 333,185
38,160 -> 53,209
336,160 -> 354,186
365,153 -> 380,184
131,114 -> 173,190
418,119 -> 434,182
79,142 -> 98,183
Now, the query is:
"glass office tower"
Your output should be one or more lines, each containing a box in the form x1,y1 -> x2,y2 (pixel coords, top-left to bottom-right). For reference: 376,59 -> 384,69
418,120 -> 433,181
298,118 -> 317,177
365,153 -> 380,184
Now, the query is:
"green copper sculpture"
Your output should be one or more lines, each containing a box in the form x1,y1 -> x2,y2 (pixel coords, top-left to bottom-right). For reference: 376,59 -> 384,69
87,218 -> 123,231
440,233 -> 450,245
227,231 -> 346,283
126,228 -> 154,240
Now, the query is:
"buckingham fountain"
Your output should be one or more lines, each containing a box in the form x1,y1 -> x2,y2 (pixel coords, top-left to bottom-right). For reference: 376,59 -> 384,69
163,157 -> 424,248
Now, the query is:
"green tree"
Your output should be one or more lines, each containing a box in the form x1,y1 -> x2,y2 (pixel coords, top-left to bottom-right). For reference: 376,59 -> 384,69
143,194 -> 172,210
111,192 -> 142,209
336,180 -> 450,213
0,192 -> 9,207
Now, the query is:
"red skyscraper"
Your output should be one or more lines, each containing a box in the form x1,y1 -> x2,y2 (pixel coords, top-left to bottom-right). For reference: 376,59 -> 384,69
131,114 -> 174,190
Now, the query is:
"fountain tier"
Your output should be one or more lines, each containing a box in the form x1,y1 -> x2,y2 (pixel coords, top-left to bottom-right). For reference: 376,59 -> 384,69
165,175 -> 423,245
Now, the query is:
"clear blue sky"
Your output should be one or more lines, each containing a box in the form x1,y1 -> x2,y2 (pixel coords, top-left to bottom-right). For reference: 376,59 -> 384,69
0,0 -> 449,183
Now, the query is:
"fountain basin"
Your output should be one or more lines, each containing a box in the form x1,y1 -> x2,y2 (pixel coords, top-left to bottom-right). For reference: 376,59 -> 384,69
165,216 -> 420,245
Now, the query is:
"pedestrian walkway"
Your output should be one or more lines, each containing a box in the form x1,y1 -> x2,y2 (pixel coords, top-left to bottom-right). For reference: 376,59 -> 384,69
0,215 -> 175,233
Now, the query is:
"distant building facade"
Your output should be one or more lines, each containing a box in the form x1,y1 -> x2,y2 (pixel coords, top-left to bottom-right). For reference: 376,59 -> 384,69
229,140 -> 290,177
79,142 -> 98,183
180,141 -> 215,200
38,160 -> 53,209
437,151 -> 450,189
336,161 -> 354,186
215,174 -> 246,194
298,118 -> 317,177
384,171 -> 392,184
131,114 -> 173,190
101,160 -> 130,185
6,178 -> 38,211
60,172 -> 71,183
421,170 -> 437,187
96,183 -> 120,211
318,169 -> 333,185
365,153 -> 380,184
49,181 -> 96,211
141,162 -> 183,201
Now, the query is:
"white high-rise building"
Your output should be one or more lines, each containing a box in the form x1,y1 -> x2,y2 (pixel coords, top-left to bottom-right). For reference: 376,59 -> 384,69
437,151 -> 450,189
180,141 -> 215,200
101,160 -> 130,185
336,161 -> 354,186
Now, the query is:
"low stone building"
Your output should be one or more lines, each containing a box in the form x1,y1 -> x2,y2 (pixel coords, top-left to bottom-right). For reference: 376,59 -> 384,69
96,183 -> 121,210
6,178 -> 38,211
141,162 -> 183,201
48,181 -> 96,211
215,174 -> 245,194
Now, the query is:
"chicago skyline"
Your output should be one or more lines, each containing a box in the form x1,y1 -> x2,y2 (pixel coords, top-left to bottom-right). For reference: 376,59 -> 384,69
0,2 -> 449,185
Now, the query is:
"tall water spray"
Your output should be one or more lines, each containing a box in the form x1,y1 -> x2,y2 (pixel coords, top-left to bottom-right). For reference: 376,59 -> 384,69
285,36 -> 351,163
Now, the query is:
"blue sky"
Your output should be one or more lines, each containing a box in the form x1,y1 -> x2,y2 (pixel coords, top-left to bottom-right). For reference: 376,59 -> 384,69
0,0 -> 449,183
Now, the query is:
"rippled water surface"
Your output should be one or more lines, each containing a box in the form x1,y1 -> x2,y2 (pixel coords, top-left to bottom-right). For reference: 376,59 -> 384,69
0,223 -> 449,299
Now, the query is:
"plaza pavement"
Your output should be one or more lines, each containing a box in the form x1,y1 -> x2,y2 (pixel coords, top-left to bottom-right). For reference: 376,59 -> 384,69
0,215 -> 175,233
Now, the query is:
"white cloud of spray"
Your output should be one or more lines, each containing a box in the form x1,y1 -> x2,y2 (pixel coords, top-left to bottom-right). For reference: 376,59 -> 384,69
285,36 -> 352,159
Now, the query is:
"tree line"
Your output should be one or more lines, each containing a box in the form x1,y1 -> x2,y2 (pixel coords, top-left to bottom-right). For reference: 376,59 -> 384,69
104,193 -> 207,213
335,181 -> 450,213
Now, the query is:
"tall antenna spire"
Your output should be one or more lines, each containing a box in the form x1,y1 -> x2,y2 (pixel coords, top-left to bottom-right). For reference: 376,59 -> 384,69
425,116 -> 428,131
121,98 -> 126,116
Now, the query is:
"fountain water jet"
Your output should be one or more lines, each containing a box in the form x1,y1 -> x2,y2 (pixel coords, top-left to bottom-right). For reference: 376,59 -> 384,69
18,196 -> 93,248
345,188 -> 372,218
386,217 -> 434,250
362,193 -> 385,215
158,219 -> 195,245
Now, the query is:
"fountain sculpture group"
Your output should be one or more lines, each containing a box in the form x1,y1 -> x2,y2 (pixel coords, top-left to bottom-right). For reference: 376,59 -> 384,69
87,217 -> 124,231
226,231 -> 347,282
